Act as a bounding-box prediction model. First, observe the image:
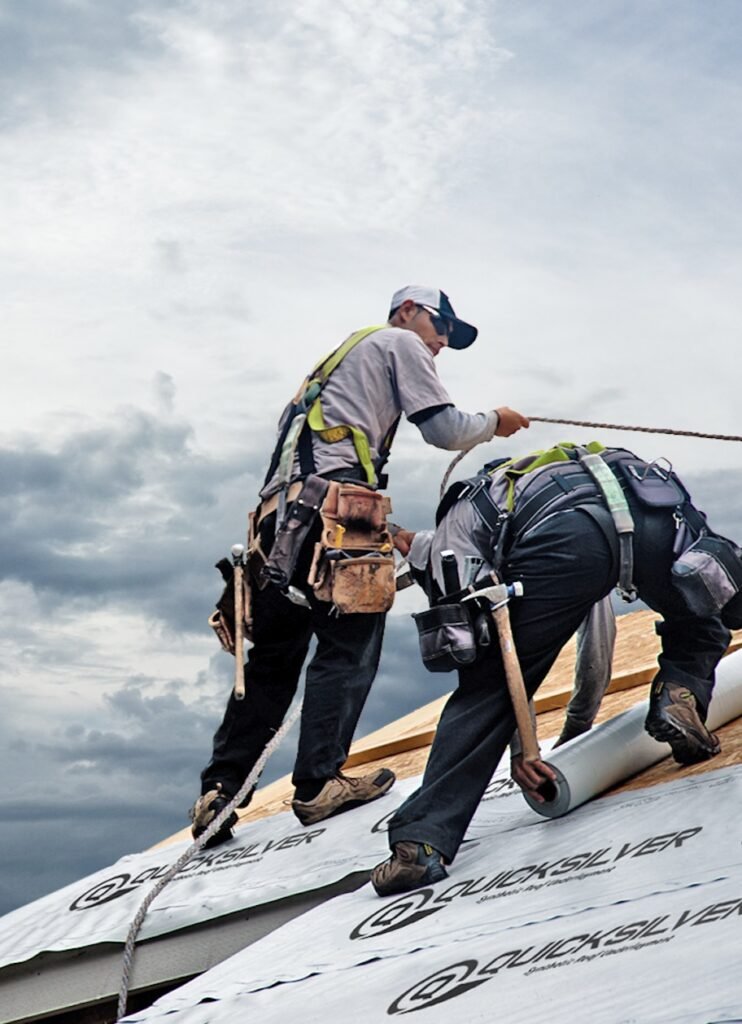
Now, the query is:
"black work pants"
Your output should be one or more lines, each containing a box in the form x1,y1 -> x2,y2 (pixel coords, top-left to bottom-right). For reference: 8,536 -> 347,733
388,505 -> 730,864
200,514 -> 386,798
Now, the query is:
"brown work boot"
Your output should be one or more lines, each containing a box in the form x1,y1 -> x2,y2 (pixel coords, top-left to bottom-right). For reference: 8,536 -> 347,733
645,680 -> 721,765
371,841 -> 448,897
189,784 -> 238,848
292,768 -> 395,826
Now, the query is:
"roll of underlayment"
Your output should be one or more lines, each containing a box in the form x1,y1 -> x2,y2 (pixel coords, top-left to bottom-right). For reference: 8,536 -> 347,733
524,647 -> 742,818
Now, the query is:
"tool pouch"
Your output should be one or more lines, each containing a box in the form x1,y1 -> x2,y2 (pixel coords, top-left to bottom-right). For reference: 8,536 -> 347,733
308,481 -> 395,614
614,458 -> 688,508
209,558 -> 252,654
412,603 -> 480,673
209,608 -> 235,654
260,474 -> 330,590
671,534 -> 742,621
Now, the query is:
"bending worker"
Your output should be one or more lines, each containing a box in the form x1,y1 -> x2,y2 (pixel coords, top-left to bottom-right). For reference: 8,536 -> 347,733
190,285 -> 529,846
372,442 -> 739,896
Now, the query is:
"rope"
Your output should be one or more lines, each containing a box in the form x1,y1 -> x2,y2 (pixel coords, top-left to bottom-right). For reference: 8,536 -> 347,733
440,448 -> 471,498
116,699 -> 303,1022
440,418 -> 742,498
530,417 -> 742,443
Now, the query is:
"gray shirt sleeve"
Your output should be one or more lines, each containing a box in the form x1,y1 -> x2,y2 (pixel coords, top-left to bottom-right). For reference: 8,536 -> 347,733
416,405 -> 500,451
386,329 -> 456,418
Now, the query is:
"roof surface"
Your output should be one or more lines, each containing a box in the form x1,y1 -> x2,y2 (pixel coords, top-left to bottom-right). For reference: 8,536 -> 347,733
3,610 -> 742,1024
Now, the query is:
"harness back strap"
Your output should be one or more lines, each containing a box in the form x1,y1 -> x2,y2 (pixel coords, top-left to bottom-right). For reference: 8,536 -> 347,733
579,450 -> 637,602
263,326 -> 386,490
303,325 -> 386,484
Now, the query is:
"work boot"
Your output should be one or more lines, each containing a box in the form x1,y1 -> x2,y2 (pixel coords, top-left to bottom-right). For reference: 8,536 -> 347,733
645,680 -> 721,766
292,768 -> 395,826
189,784 -> 238,848
371,841 -> 448,897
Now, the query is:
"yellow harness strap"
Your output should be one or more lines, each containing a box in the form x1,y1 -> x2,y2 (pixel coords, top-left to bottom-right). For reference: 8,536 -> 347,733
304,325 -> 386,485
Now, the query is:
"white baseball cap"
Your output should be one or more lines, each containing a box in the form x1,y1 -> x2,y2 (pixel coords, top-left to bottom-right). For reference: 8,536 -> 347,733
388,285 -> 478,350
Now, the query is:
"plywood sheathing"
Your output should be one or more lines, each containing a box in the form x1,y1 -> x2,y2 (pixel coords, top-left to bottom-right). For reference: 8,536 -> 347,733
154,611 -> 742,849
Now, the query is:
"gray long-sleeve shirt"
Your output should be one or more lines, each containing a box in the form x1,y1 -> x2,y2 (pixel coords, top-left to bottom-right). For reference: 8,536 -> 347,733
415,405 -> 499,450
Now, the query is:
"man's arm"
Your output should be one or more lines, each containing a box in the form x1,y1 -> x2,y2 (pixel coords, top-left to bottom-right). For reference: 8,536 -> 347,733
556,596 -> 617,746
410,405 -> 529,450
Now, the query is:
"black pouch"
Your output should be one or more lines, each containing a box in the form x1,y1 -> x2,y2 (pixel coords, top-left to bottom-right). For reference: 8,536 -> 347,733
615,458 -> 687,508
260,474 -> 329,589
412,603 -> 479,673
671,534 -> 742,619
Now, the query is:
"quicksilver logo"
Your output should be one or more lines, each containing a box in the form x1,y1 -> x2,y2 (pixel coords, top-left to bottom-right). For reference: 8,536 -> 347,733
350,890 -> 442,940
69,827 -> 326,911
350,827 -> 702,939
70,874 -> 142,910
388,961 -> 484,1014
388,893 -> 742,1013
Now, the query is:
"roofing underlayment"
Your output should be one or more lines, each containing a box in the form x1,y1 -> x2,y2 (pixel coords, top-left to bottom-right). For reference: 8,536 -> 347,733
2,610 -> 742,1023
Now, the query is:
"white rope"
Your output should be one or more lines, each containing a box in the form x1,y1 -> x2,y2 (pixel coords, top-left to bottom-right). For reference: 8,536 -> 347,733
116,699 -> 303,1021
439,447 -> 474,498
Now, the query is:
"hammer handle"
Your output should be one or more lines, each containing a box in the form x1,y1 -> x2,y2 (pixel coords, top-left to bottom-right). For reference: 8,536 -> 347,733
491,604 -> 540,761
233,564 -> 246,700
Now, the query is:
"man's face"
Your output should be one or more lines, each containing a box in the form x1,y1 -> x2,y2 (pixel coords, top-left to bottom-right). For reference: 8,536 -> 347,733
396,301 -> 452,357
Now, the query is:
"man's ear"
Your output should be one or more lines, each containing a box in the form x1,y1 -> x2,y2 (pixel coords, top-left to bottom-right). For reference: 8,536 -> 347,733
391,300 -> 417,326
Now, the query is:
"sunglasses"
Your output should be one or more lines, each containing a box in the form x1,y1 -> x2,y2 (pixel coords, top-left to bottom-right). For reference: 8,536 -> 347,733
417,304 -> 454,338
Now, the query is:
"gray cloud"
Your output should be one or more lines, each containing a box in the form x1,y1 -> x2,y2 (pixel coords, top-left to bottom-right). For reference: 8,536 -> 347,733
0,406 -> 264,634
2,396 -> 742,921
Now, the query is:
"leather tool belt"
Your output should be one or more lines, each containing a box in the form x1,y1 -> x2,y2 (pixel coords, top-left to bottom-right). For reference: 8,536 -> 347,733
308,480 -> 396,614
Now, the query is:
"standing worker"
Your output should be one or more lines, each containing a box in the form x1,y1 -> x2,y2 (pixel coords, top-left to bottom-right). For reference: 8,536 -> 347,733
371,442 -> 739,895
190,286 -> 530,846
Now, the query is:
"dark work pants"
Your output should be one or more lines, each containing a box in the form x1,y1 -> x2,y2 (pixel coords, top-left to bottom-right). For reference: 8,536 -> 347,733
200,515 -> 386,798
388,505 -> 730,864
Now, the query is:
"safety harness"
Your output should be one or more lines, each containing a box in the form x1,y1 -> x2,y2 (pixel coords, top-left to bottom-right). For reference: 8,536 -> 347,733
262,326 -> 400,504
438,442 -> 640,601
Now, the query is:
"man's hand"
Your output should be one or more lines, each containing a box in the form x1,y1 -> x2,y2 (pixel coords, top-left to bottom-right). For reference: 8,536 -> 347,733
389,526 -> 416,557
510,754 -> 556,803
494,407 -> 530,437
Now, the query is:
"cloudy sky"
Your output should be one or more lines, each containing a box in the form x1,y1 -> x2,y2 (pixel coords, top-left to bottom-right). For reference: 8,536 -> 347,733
2,0 -> 742,917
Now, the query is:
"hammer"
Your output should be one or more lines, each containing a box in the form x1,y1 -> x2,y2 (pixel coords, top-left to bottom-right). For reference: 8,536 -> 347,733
231,544 -> 246,701
464,578 -> 540,762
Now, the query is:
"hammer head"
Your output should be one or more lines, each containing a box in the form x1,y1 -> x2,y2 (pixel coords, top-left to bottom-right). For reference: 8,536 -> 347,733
463,581 -> 524,605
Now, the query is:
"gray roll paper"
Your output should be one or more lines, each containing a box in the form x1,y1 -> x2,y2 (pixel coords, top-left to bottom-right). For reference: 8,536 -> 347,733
524,647 -> 742,818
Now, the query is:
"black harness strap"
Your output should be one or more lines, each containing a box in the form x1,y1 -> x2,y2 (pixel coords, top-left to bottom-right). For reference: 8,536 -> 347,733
375,415 -> 401,491
468,479 -> 504,532
297,421 -> 316,478
510,470 -> 596,536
